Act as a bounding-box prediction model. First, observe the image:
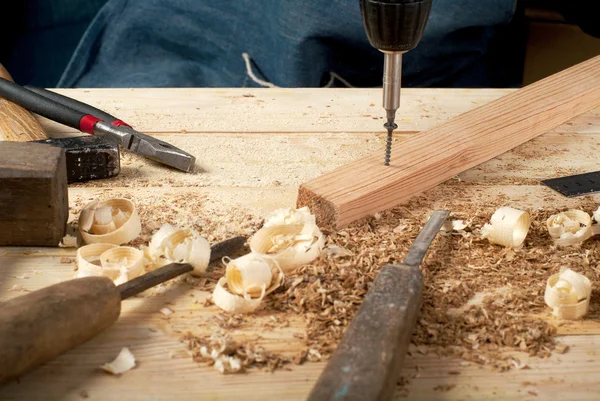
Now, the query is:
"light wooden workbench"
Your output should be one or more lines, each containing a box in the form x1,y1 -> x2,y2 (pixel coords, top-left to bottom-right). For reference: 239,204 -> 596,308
1,88 -> 600,401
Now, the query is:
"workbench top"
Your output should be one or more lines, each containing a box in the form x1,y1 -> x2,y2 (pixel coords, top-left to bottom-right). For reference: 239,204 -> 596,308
1,88 -> 600,401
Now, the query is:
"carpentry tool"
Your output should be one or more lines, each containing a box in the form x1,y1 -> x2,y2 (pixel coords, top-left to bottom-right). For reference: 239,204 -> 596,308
542,171 -> 600,197
0,64 -> 120,182
32,136 -> 120,183
308,210 -> 450,401
0,78 -> 195,172
360,0 -> 432,165
0,142 -> 69,246
0,235 -> 246,384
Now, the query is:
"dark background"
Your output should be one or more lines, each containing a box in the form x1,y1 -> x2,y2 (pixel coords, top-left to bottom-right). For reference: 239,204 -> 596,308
1,0 -> 598,88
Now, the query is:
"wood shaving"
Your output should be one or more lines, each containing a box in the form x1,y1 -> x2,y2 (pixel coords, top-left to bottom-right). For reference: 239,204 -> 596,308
160,307 -> 174,316
9,284 -> 28,292
100,347 -> 136,375
260,198 -> 600,372
433,384 -> 456,392
182,330 -> 290,374
59,234 -> 78,248
157,188 -> 598,374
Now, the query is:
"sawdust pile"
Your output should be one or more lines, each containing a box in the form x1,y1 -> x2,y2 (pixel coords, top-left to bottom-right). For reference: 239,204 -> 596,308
260,196 -> 600,372
183,330 -> 290,374
76,189 -> 600,373
69,191 -> 263,246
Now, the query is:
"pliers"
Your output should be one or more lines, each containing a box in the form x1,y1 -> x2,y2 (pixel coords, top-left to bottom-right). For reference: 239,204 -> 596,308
0,78 -> 195,173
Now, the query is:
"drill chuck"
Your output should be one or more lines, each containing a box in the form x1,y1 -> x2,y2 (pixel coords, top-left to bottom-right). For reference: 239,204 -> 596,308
360,0 -> 432,52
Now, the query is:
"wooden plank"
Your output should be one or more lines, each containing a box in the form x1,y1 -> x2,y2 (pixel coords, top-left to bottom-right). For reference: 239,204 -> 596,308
50,131 -> 600,193
39,88 -> 503,135
297,56 -> 600,228
2,89 -> 600,400
33,88 -> 600,136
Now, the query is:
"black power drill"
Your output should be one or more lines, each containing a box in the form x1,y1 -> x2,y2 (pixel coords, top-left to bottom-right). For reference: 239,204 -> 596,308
360,0 -> 432,165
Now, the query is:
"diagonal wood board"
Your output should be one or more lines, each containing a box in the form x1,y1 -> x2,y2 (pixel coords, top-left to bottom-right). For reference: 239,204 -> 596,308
297,55 -> 600,228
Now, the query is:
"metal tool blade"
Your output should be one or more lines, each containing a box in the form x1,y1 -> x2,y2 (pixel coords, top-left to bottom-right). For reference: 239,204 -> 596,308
33,135 -> 120,183
117,235 -> 246,299
541,171 -> 600,197
403,210 -> 450,267
94,121 -> 196,173
383,118 -> 397,166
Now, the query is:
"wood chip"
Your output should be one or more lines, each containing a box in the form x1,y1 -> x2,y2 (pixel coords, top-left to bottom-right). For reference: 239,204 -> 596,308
9,284 -> 28,292
433,384 -> 456,392
59,234 -> 78,248
160,307 -> 174,316
182,331 -> 290,373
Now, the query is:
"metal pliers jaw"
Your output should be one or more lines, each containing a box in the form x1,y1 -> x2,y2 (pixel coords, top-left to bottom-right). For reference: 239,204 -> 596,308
94,121 -> 196,172
0,77 -> 196,173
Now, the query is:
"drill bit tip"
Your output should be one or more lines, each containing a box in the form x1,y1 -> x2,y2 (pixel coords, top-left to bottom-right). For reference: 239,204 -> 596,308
383,110 -> 398,166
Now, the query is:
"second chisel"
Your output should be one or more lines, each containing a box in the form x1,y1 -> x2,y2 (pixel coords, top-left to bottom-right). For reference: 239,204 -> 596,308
0,235 -> 246,385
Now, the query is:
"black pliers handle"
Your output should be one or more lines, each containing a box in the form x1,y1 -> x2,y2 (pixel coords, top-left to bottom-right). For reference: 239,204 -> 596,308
0,78 -> 195,173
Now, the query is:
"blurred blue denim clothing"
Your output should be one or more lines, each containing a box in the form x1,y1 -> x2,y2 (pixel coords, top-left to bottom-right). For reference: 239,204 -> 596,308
58,0 -> 516,88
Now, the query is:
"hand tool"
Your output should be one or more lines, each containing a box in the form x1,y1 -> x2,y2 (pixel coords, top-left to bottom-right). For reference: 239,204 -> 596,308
32,136 -> 120,183
0,141 -> 69,246
0,235 -> 246,384
0,78 -> 195,173
0,64 -> 120,182
359,0 -> 432,165
308,210 -> 450,401
542,171 -> 600,197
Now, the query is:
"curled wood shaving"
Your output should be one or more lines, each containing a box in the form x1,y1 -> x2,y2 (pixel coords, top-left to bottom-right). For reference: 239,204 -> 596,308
79,198 -> 141,245
546,210 -> 593,246
225,253 -> 273,298
76,244 -> 144,285
250,207 -> 325,273
212,207 -> 321,314
145,224 -> 211,276
212,277 -> 266,314
481,207 -> 530,248
544,268 -> 592,319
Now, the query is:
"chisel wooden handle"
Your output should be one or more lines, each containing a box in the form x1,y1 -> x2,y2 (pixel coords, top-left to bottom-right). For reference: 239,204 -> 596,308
0,277 -> 121,384
0,63 -> 48,141
307,264 -> 423,401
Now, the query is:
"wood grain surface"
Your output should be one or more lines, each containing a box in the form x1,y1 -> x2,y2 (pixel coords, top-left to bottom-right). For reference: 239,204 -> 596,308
0,63 -> 48,142
0,142 -> 68,246
0,87 -> 600,401
297,56 -> 600,228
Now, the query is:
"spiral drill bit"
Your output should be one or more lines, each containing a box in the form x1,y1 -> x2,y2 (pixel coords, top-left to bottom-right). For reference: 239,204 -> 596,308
381,53 -> 402,166
383,115 -> 397,166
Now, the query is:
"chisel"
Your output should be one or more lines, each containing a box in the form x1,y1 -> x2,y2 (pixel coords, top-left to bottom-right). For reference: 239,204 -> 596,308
308,210 -> 450,401
0,236 -> 246,384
